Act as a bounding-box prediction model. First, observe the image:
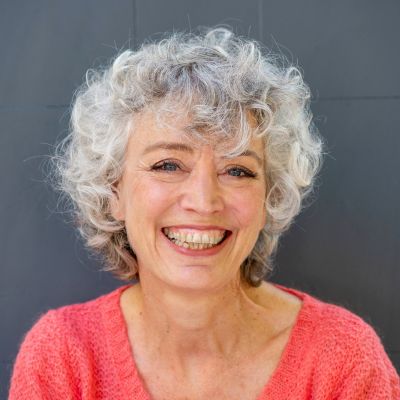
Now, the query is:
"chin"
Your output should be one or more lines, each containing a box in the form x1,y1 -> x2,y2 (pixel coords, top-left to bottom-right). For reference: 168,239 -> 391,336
160,266 -> 238,293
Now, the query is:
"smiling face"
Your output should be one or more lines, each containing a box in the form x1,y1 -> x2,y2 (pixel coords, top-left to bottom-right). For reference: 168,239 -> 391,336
111,108 -> 267,292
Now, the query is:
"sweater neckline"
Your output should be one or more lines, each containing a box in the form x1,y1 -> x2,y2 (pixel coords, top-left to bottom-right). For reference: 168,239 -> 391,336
103,283 -> 320,399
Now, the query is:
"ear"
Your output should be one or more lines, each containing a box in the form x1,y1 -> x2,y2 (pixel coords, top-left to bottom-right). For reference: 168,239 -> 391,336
110,181 -> 125,221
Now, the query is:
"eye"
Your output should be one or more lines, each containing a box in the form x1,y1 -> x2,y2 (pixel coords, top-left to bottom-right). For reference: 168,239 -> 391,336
226,166 -> 257,178
151,160 -> 181,172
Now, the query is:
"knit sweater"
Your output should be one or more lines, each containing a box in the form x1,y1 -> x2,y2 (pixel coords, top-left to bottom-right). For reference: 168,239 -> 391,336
9,285 -> 400,399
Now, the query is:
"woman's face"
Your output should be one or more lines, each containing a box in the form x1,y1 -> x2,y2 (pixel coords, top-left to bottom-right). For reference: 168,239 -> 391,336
112,109 -> 267,291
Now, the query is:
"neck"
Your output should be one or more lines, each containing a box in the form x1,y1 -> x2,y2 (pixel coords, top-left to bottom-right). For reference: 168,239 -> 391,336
128,272 -> 267,361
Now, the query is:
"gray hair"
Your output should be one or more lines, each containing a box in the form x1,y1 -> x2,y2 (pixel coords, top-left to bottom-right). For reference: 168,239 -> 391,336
53,27 -> 323,286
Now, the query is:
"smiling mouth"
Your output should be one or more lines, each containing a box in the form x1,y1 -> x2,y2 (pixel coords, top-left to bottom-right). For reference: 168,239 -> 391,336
162,228 -> 230,250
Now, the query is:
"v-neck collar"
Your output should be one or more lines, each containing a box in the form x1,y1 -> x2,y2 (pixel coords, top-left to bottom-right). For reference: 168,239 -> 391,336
103,284 -> 320,399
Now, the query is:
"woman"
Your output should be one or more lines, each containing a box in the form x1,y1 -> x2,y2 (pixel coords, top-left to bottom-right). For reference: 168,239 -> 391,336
9,28 -> 399,399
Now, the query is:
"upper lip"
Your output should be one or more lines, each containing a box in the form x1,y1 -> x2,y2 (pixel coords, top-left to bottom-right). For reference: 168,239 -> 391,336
162,224 -> 230,231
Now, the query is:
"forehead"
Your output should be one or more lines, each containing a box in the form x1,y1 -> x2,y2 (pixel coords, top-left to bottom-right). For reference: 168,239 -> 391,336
129,107 -> 264,157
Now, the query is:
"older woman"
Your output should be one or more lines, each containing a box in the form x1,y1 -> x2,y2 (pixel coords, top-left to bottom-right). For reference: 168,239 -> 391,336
9,28 -> 399,399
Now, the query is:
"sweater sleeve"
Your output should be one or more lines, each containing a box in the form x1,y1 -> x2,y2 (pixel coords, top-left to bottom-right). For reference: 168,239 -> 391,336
8,310 -> 79,400
336,322 -> 400,399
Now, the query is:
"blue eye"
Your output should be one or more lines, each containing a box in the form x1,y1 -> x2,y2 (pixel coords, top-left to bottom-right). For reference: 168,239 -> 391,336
151,161 -> 257,178
151,161 -> 180,172
227,167 -> 257,178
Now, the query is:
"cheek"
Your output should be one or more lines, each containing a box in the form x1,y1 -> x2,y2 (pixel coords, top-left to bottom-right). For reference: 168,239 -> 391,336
124,178 -> 176,223
227,186 -> 266,229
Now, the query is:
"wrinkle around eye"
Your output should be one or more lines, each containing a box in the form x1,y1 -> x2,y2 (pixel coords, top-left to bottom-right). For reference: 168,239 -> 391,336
151,160 -> 182,172
226,166 -> 257,178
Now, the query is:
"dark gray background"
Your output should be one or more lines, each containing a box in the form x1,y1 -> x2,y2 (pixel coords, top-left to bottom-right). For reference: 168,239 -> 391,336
1,0 -> 399,397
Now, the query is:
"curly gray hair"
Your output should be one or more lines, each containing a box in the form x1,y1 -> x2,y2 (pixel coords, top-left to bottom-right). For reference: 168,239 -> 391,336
53,27 -> 323,286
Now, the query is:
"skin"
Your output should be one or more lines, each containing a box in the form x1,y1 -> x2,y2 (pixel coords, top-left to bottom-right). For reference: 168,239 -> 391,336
111,108 -> 302,400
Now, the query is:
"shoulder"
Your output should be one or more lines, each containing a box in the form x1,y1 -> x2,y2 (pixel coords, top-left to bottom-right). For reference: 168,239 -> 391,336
286,287 -> 386,362
265,285 -> 399,398
258,282 -> 384,355
9,285 -> 129,399
21,285 -> 126,343
50,285 -> 127,333
310,296 -> 388,362
293,289 -> 400,395
274,284 -> 387,352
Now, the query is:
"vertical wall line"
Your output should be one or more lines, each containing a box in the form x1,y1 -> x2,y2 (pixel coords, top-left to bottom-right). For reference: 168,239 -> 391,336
258,0 -> 263,41
132,0 -> 137,49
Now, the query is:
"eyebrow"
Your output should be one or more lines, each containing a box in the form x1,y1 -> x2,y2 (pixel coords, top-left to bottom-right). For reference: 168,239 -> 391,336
142,141 -> 263,166
234,150 -> 263,167
142,141 -> 194,155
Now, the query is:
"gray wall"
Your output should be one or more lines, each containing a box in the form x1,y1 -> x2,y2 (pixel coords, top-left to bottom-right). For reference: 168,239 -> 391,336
1,1 -> 399,397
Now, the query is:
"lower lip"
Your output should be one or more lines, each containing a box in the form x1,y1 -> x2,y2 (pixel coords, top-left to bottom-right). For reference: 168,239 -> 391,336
161,230 -> 231,257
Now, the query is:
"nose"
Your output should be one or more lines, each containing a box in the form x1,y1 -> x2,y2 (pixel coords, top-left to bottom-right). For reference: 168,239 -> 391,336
179,152 -> 224,215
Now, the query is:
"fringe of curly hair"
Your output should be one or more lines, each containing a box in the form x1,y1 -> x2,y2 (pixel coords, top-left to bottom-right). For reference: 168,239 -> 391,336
52,27 -> 323,286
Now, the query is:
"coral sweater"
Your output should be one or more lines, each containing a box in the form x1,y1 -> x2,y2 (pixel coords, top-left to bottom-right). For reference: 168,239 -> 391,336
9,285 -> 400,399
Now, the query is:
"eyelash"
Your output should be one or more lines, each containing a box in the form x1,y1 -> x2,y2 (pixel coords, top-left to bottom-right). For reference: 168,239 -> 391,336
150,160 -> 257,178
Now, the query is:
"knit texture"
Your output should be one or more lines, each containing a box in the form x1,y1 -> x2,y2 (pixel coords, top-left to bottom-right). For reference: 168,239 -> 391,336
9,285 -> 400,399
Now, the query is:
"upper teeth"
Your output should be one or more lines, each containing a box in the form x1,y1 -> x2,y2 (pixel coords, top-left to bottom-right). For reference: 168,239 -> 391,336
163,228 -> 226,245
